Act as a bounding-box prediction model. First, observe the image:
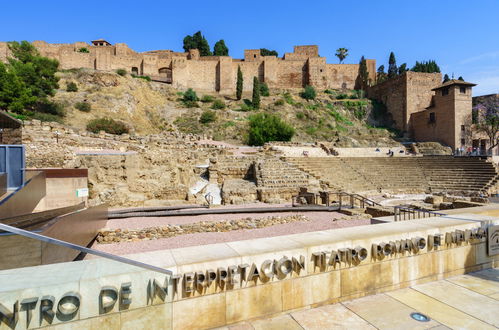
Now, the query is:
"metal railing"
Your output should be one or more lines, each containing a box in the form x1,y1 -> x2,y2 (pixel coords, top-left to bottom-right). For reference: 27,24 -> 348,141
393,206 -> 445,221
292,190 -> 381,209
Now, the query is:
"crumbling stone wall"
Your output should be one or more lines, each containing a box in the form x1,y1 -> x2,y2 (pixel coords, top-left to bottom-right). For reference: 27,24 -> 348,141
22,120 -> 226,206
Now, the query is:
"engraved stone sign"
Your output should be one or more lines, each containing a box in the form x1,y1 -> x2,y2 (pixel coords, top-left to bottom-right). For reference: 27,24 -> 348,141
488,225 -> 499,256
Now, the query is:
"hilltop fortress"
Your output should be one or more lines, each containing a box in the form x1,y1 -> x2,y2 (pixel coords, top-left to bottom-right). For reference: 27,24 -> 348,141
0,39 -> 490,153
0,40 -> 376,93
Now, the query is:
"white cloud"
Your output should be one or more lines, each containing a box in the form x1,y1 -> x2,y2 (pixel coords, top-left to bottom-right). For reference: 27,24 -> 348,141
460,51 -> 499,65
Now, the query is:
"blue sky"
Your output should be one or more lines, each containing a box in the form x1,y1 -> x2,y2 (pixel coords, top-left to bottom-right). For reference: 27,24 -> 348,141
1,0 -> 498,95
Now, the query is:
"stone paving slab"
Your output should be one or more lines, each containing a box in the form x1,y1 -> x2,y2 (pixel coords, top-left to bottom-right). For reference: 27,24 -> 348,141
342,293 -> 441,330
291,304 -> 375,329
252,268 -> 498,329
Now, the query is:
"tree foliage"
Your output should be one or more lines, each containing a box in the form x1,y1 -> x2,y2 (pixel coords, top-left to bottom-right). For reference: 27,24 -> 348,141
260,82 -> 270,97
247,113 -> 295,146
357,56 -> 369,89
411,60 -> 441,73
260,48 -> 278,57
398,63 -> 408,75
183,31 -> 212,56
443,74 -> 450,83
472,97 -> 499,153
376,65 -> 387,83
252,77 -> 260,109
213,39 -> 229,56
236,66 -> 243,100
0,41 -> 60,114
335,48 -> 349,63
388,52 -> 397,78
458,76 -> 464,81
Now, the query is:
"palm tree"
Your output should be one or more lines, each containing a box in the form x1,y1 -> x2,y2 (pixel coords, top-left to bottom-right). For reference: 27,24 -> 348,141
335,48 -> 349,63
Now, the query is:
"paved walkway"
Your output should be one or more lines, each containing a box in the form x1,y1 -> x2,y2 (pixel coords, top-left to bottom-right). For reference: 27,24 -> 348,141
217,267 -> 499,329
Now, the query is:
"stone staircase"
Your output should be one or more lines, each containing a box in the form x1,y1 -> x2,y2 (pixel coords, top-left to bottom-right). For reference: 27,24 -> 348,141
255,159 -> 320,202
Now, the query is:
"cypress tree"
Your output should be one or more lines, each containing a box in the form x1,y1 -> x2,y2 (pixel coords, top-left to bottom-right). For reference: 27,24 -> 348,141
357,56 -> 369,89
213,40 -> 229,56
388,52 -> 397,78
376,65 -> 387,83
252,77 -> 260,109
236,66 -> 243,100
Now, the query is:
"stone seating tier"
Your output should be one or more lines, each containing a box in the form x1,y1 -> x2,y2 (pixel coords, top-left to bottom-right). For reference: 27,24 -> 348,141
286,156 -> 498,195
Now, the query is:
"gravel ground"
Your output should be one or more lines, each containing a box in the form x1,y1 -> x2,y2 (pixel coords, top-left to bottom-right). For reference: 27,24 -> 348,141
92,209 -> 370,254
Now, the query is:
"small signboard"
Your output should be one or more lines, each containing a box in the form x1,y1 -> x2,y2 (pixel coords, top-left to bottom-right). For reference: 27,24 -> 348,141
488,225 -> 499,256
76,188 -> 89,198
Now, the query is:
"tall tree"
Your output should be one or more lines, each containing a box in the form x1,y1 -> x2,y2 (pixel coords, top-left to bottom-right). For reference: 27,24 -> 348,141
213,40 -> 229,56
376,65 -> 387,84
236,66 -> 243,100
398,63 -> 407,75
357,56 -> 369,89
411,60 -> 441,73
472,97 -> 499,153
183,31 -> 212,56
443,74 -> 450,83
252,77 -> 260,109
335,48 -> 349,63
260,48 -> 278,57
388,52 -> 397,78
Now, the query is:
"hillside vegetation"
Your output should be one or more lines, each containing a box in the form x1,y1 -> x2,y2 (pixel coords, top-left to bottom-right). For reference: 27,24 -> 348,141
47,69 -> 399,146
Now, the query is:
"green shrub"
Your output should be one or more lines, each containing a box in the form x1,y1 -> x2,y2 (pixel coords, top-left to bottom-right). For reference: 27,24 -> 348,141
305,103 -> 319,111
199,110 -> 216,124
324,89 -> 334,94
183,88 -> 198,102
236,103 -> 253,112
283,92 -> 294,105
305,126 -> 318,135
211,99 -> 226,110
116,69 -> 127,76
300,85 -> 316,100
296,112 -> 305,120
66,82 -> 78,92
183,100 -> 199,108
87,118 -> 129,135
274,99 -> 285,106
247,113 -> 295,146
131,74 -> 151,81
260,82 -> 270,96
78,47 -> 89,53
29,112 -> 64,123
75,101 -> 91,112
336,93 -> 349,99
223,121 -> 236,128
34,100 -> 66,117
201,95 -> 214,103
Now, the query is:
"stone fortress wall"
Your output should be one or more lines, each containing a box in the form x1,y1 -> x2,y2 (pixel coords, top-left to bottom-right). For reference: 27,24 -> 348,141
0,41 -> 376,93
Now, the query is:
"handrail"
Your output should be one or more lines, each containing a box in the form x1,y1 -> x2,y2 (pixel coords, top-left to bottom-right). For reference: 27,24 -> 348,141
393,206 -> 445,221
0,222 -> 172,275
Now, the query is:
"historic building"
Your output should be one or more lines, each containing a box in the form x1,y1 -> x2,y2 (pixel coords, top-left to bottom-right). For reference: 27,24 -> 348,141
368,73 -> 486,153
0,40 -> 376,93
